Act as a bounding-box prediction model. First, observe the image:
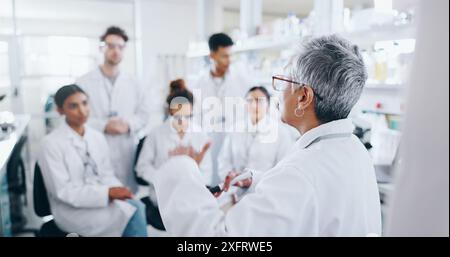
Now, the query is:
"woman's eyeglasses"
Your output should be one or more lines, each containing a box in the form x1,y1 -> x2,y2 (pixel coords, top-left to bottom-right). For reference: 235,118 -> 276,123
246,97 -> 268,105
172,114 -> 193,121
272,75 -> 324,101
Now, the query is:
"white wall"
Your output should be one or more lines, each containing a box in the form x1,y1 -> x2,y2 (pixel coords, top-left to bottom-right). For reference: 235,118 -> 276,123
139,0 -> 198,125
386,0 -> 449,236
0,0 -> 135,38
139,0 -> 197,73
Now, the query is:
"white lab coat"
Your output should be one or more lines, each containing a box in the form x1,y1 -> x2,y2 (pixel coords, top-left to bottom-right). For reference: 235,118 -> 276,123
149,119 -> 382,236
37,122 -> 136,237
136,119 -> 213,204
191,66 -> 252,184
217,117 -> 294,180
191,66 -> 252,107
76,67 -> 150,193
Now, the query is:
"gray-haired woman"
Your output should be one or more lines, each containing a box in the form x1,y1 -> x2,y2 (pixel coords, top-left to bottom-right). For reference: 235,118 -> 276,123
147,35 -> 382,237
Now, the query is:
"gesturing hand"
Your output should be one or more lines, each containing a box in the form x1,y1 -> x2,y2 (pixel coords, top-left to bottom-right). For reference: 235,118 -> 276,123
169,142 -> 212,165
214,170 -> 253,198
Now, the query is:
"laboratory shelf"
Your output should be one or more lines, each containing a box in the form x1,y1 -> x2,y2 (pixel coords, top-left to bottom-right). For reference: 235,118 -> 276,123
363,84 -> 406,91
341,24 -> 416,45
187,23 -> 416,58
187,35 -> 301,58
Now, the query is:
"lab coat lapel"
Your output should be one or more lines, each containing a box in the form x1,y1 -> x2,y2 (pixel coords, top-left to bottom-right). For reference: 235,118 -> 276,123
252,117 -> 272,138
164,119 -> 183,150
60,123 -> 102,183
108,72 -> 122,115
296,119 -> 355,149
97,67 -> 126,116
60,122 -> 86,150
244,117 -> 275,146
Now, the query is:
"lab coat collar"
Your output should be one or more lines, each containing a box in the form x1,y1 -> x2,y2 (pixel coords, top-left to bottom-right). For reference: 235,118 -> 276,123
59,121 -> 89,149
164,118 -> 179,140
295,119 -> 355,149
163,118 -> 193,144
247,116 -> 273,134
209,68 -> 230,82
95,66 -> 124,85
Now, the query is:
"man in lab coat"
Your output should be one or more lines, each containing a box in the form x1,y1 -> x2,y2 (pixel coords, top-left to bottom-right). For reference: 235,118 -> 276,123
77,26 -> 150,193
191,33 -> 252,184
149,35 -> 382,236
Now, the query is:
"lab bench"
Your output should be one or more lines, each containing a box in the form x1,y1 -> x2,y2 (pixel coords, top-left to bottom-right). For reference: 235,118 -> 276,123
0,115 -> 30,236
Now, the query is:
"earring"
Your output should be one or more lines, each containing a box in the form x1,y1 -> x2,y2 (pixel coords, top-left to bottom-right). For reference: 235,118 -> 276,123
294,106 -> 304,118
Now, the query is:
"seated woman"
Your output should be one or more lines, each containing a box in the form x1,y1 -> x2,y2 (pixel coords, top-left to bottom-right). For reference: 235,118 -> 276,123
136,79 -> 212,228
38,84 -> 147,237
217,86 -> 294,202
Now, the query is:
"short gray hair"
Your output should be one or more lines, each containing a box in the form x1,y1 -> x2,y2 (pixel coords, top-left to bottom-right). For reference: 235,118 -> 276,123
292,35 -> 367,123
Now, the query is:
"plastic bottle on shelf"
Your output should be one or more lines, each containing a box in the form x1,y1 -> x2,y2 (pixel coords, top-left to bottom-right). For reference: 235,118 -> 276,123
273,18 -> 284,37
386,42 -> 400,85
374,48 -> 388,84
286,12 -> 300,36
397,53 -> 413,86
361,49 -> 377,84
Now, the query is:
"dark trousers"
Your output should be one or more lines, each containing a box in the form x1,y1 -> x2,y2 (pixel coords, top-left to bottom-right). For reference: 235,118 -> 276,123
140,197 -> 166,231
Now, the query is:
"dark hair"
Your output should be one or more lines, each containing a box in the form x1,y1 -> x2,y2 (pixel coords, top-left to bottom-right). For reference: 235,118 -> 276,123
54,84 -> 87,108
246,86 -> 271,101
208,33 -> 234,52
100,26 -> 129,43
166,79 -> 194,108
